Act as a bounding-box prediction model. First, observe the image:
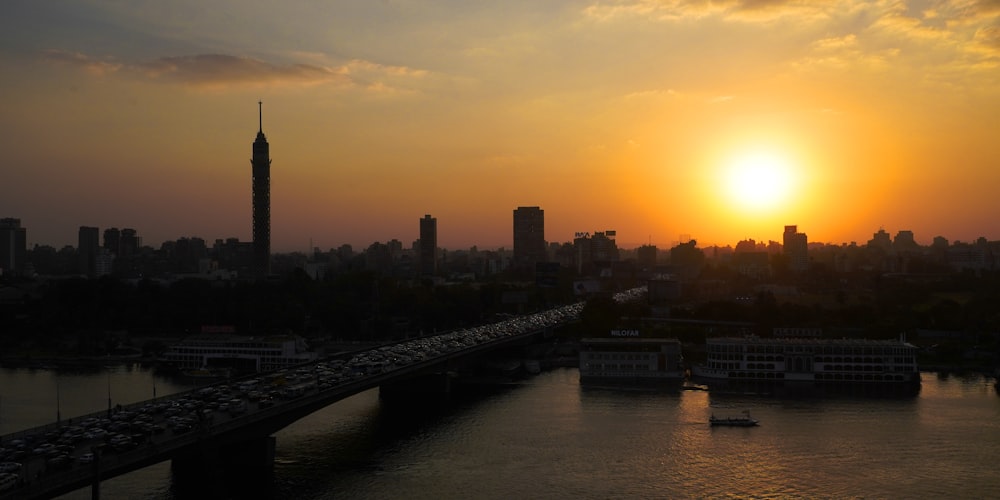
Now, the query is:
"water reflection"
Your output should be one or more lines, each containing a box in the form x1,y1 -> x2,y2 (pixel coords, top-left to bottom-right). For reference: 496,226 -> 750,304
4,368 -> 999,499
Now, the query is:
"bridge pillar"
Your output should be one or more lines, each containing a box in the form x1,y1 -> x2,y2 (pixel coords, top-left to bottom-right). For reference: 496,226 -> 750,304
171,436 -> 275,497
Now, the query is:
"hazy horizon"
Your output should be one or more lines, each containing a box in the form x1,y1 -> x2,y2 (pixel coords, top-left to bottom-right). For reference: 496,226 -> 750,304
10,221 -> 989,256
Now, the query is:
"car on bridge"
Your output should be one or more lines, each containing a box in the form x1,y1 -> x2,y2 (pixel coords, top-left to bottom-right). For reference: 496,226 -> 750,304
1,472 -> 20,492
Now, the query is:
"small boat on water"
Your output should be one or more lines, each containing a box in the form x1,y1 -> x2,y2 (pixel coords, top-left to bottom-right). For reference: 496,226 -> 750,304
709,410 -> 759,427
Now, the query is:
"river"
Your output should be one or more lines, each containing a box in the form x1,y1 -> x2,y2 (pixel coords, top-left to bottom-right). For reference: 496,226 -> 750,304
2,365 -> 999,499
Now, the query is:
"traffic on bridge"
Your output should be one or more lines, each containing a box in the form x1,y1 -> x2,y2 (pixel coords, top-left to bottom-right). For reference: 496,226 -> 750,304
0,288 -> 644,499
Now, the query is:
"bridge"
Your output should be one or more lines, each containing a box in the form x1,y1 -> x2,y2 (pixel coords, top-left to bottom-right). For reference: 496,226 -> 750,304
0,289 -> 642,499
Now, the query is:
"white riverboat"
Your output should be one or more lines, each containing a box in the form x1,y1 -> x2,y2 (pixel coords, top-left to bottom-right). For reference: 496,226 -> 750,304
692,335 -> 920,384
160,333 -> 318,373
579,335 -> 685,385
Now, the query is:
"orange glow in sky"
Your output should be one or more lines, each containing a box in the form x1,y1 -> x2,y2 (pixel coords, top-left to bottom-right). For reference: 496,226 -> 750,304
2,2 -> 999,252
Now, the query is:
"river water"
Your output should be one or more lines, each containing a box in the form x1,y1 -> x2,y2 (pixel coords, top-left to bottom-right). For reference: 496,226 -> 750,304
2,365 -> 999,499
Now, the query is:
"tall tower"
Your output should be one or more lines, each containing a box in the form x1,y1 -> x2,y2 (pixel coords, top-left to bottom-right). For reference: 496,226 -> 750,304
251,101 -> 272,277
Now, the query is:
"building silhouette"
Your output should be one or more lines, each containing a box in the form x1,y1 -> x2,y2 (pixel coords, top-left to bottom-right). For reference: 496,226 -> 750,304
78,226 -> 100,277
572,230 -> 619,275
893,230 -> 919,252
419,214 -> 437,276
251,101 -> 272,277
636,244 -> 658,269
513,206 -> 545,268
103,227 -> 121,256
868,227 -> 892,252
120,228 -> 141,258
0,218 -> 26,276
783,225 -> 809,271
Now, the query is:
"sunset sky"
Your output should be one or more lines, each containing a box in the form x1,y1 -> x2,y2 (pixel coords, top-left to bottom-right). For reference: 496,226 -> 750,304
3,1 -> 998,253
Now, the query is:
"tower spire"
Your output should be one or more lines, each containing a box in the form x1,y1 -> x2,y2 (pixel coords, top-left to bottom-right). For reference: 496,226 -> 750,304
251,100 -> 271,278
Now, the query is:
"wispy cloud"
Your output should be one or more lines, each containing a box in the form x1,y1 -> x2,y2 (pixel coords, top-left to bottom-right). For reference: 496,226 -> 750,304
136,54 -> 343,87
39,50 -> 427,92
791,33 -> 900,73
623,88 -> 681,100
40,49 -> 123,76
582,0 -> 832,23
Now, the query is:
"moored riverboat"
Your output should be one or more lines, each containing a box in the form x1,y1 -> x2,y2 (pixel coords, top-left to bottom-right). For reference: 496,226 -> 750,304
579,335 -> 684,386
692,335 -> 920,385
159,333 -> 318,373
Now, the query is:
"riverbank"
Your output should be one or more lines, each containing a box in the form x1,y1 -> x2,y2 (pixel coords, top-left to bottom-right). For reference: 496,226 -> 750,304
0,355 -> 156,370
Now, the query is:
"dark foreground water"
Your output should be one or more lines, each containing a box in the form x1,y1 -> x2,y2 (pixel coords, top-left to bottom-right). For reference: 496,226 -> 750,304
2,366 -> 999,499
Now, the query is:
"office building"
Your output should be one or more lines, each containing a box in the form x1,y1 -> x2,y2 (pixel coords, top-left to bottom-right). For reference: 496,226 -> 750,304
419,214 -> 437,276
120,228 -> 141,257
103,227 -> 121,256
0,218 -> 27,276
783,225 -> 809,272
78,226 -> 100,277
513,206 -> 545,268
636,244 -> 658,269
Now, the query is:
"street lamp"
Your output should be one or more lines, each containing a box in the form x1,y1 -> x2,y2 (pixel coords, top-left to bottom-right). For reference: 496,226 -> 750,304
56,375 -> 61,424
107,368 -> 112,417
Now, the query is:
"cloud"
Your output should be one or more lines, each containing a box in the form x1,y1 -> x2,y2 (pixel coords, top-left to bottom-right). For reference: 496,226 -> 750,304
975,24 -> 1000,46
623,88 -> 681,100
582,0 -> 832,24
136,54 -> 343,87
792,34 -> 899,73
39,50 -> 427,92
40,49 -> 122,76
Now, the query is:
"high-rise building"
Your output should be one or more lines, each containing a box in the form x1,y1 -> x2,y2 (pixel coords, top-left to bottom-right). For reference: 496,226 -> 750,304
103,227 -> 121,256
868,228 -> 892,252
0,218 -> 27,276
251,101 -> 272,278
636,244 -> 658,269
78,226 -> 100,277
513,206 -> 545,268
571,230 -> 620,275
783,225 -> 809,271
120,228 -> 141,257
419,214 -> 437,276
894,230 -> 919,252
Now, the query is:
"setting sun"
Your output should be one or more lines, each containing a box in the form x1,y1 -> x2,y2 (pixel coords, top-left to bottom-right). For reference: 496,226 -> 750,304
722,151 -> 796,212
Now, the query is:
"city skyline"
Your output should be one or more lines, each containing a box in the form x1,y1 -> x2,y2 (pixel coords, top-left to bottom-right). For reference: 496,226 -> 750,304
5,216 -> 996,257
3,2 -> 999,252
